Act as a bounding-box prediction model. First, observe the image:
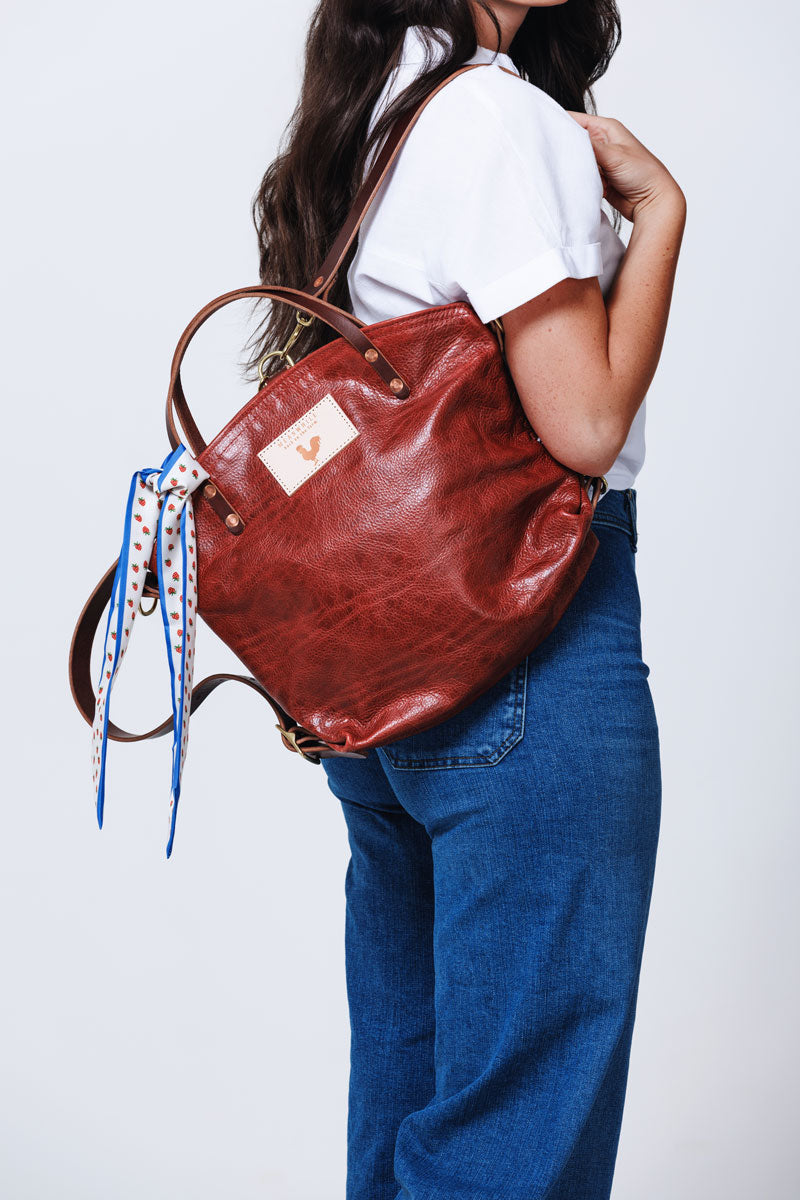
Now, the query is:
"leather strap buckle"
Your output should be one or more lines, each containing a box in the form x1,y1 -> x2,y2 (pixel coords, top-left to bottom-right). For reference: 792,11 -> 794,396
275,723 -> 323,763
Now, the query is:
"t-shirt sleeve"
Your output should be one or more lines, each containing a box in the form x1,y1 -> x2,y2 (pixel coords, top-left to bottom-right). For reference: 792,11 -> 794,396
424,75 -> 606,323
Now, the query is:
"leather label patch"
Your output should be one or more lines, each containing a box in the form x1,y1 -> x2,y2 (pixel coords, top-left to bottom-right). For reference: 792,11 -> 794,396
257,393 -> 359,495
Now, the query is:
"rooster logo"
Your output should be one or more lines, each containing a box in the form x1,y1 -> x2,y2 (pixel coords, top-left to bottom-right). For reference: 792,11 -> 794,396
296,435 -> 322,464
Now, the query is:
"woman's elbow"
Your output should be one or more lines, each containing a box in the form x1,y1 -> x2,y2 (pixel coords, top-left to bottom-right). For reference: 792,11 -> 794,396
541,415 -> 628,479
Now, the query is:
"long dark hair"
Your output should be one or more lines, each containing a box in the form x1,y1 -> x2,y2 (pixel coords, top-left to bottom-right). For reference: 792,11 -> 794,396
247,0 -> 621,379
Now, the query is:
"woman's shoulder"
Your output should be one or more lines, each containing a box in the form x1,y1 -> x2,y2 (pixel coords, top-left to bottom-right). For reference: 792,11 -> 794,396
418,63 -> 599,169
355,60 -> 609,325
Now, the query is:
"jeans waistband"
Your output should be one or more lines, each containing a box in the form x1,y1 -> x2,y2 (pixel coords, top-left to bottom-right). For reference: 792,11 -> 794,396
591,487 -> 638,552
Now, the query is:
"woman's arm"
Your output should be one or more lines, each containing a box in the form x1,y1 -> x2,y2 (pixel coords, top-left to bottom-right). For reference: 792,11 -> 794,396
500,116 -> 687,478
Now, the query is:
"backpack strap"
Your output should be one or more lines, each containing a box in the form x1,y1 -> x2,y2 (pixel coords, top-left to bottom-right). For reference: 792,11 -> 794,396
305,62 -> 510,299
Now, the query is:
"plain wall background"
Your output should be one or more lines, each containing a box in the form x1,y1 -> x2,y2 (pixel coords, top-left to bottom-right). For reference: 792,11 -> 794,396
2,1 -> 798,1196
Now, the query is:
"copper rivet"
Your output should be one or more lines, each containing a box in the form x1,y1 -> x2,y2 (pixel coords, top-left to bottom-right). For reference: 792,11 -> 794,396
389,377 -> 404,394
364,348 -> 378,363
313,275 -> 324,287
225,513 -> 240,529
203,482 -> 217,499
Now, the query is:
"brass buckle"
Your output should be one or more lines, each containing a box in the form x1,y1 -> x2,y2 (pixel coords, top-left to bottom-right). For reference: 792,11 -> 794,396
258,310 -> 315,385
138,596 -> 158,616
275,723 -> 321,763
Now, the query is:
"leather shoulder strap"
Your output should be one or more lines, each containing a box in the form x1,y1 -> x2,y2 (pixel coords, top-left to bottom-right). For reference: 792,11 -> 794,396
305,61 -> 504,299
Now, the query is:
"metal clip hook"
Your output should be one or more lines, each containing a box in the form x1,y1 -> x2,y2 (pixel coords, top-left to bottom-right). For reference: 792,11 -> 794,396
257,309 -> 315,385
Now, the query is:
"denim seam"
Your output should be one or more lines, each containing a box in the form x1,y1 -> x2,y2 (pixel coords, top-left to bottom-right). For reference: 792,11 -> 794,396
627,488 -> 639,552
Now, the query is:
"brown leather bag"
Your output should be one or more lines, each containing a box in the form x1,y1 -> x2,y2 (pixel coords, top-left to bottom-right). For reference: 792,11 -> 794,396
69,63 -> 605,777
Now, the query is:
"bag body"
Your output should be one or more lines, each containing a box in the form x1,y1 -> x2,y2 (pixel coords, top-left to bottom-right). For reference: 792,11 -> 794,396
192,298 -> 598,753
69,62 -> 605,852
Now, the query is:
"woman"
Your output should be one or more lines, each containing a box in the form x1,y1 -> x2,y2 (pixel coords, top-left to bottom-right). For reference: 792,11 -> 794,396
253,2 -> 685,1197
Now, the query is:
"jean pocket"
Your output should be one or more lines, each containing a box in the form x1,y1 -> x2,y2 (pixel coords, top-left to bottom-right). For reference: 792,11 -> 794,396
381,657 -> 528,771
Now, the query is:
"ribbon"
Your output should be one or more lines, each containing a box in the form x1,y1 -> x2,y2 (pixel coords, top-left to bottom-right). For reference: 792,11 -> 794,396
91,445 -> 210,857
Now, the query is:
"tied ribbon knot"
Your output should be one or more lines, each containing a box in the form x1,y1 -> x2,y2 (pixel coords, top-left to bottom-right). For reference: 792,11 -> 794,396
91,445 -> 210,857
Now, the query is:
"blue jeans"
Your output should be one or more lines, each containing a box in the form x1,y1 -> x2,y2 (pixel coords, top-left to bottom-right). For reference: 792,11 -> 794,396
322,487 -> 661,1200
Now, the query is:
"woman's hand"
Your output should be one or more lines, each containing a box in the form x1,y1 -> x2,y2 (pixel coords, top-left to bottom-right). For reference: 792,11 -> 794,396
568,112 -> 685,223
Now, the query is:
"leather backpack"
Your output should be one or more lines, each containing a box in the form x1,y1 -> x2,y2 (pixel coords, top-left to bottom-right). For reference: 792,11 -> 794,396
69,63 -> 606,855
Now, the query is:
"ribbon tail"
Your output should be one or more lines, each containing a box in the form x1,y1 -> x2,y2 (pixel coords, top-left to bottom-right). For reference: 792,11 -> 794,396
156,482 -> 198,857
173,494 -> 200,856
91,468 -> 160,831
153,446 -> 208,858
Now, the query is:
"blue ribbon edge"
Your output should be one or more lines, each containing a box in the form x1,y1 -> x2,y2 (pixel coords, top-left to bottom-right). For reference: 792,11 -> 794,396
155,444 -> 189,857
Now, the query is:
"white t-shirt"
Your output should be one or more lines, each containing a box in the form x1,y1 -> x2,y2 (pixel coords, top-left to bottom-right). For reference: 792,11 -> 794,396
347,24 -> 646,493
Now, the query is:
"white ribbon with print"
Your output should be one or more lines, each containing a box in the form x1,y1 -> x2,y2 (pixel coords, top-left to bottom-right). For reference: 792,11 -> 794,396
91,445 -> 209,857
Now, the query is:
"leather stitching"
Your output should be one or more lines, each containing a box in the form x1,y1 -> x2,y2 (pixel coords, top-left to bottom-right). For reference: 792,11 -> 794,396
257,394 -> 360,495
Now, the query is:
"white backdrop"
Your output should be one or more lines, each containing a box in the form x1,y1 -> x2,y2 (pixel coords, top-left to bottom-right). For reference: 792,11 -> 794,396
1,2 -> 797,1197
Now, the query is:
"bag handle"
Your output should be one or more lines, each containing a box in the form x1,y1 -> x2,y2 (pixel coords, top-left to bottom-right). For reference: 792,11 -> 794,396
306,62 -> 502,299
68,559 -> 364,760
167,284 -> 410,457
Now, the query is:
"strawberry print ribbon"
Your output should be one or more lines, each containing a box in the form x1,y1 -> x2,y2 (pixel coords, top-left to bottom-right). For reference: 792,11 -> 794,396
91,445 -> 209,857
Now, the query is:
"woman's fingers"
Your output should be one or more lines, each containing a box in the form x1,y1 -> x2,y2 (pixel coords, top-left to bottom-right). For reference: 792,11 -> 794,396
567,111 -> 680,222
568,113 -> 636,155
